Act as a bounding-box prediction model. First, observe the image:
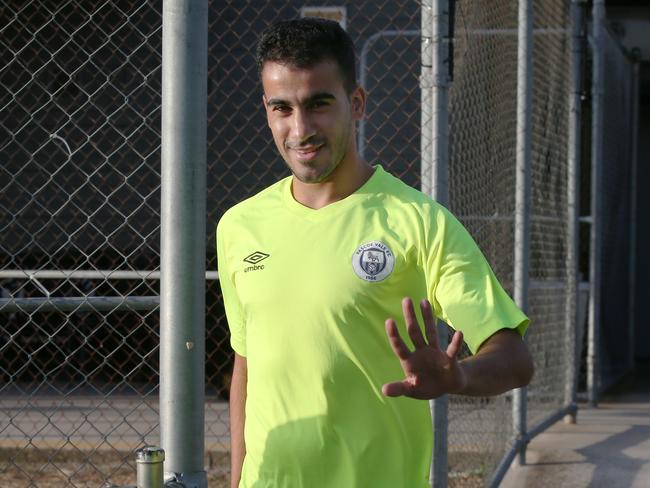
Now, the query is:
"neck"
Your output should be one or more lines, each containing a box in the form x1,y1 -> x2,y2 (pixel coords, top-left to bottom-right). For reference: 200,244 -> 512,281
292,157 -> 374,210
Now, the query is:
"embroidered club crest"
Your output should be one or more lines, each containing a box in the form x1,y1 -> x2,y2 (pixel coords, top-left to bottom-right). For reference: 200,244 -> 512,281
352,241 -> 395,282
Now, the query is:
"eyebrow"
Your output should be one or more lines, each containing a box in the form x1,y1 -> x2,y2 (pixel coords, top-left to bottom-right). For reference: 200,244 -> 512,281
266,92 -> 336,107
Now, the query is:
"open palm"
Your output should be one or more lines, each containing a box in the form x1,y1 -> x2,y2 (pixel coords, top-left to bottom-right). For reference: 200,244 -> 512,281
382,297 -> 467,399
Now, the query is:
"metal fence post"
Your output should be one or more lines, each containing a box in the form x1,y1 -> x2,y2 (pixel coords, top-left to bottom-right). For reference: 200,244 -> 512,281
423,1 -> 451,486
425,0 -> 451,205
588,0 -> 605,408
564,0 -> 586,425
160,1 -> 208,486
421,1 -> 434,197
513,0 -> 533,466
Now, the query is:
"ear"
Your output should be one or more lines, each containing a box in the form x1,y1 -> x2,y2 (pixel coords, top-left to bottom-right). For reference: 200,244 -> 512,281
350,86 -> 366,121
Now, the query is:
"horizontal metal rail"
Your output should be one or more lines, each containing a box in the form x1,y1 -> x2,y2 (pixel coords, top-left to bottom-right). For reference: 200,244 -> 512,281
456,28 -> 570,36
0,280 -> 588,314
0,296 -> 160,313
459,214 -> 569,224
0,270 -> 219,280
1,269 -> 577,285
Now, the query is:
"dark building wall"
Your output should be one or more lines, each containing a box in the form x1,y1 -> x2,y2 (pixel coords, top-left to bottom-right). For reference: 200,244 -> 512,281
634,65 -> 650,362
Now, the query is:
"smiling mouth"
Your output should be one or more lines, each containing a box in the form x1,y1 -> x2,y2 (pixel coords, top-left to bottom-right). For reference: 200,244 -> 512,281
291,145 -> 323,161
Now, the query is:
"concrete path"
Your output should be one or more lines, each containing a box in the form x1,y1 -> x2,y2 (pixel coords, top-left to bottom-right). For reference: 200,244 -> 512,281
0,396 -> 230,452
502,376 -> 650,488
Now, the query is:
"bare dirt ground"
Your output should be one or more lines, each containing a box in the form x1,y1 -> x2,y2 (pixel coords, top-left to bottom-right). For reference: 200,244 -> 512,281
0,447 -> 495,487
1,395 -> 503,487
0,448 -> 229,488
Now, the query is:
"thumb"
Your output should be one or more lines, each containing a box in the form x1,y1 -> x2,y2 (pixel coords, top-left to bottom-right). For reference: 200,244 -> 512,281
382,381 -> 409,397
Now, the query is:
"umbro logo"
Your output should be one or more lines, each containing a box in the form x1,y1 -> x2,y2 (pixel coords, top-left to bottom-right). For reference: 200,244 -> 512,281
243,251 -> 269,272
244,252 -> 269,264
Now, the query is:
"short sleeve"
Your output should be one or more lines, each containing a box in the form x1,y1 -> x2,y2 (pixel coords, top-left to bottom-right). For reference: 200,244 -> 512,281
216,218 -> 247,356
425,207 -> 529,354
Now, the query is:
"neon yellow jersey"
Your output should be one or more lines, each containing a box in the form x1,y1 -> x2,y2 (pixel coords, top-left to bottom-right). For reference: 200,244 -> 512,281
216,166 -> 528,488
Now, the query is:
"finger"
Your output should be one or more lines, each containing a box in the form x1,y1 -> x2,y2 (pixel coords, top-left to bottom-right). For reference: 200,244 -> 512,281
446,330 -> 464,358
420,299 -> 439,348
381,381 -> 409,397
402,297 -> 426,349
385,318 -> 411,361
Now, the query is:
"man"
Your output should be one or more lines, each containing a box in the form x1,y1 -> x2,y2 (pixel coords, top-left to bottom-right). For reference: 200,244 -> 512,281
217,18 -> 533,488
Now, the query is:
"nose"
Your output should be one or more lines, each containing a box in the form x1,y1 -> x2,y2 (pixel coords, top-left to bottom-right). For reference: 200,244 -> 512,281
290,108 -> 315,143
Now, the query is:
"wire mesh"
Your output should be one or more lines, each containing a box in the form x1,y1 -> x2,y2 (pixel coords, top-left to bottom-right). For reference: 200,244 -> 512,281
446,0 -> 573,485
1,1 -> 424,486
526,0 -> 571,429
1,0 -> 593,486
447,2 -> 518,485
1,0 -> 164,486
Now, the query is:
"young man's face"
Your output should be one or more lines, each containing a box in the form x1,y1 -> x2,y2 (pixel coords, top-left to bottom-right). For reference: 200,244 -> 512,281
261,59 -> 365,184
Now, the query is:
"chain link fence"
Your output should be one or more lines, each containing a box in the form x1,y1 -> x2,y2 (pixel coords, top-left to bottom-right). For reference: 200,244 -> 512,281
1,0 -> 165,486
442,1 -> 573,484
526,0 -> 572,430
1,1 -> 423,486
446,1 -> 519,480
1,1 -> 634,487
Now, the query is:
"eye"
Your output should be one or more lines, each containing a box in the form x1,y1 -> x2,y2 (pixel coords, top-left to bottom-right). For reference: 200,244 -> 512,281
309,100 -> 328,110
272,105 -> 291,113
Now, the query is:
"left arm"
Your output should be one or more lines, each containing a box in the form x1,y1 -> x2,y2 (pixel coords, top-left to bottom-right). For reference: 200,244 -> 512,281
456,328 -> 533,396
382,297 -> 533,399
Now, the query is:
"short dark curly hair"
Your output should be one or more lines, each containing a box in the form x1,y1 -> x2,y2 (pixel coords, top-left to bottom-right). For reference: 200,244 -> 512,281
256,18 -> 357,94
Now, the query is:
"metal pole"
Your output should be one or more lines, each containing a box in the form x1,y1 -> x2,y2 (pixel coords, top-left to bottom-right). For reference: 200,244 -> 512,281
430,0 -> 451,206
564,0 -> 586,425
160,1 -> 208,486
423,1 -> 451,487
424,0 -> 451,204
588,0 -> 605,408
627,50 -> 640,373
513,0 -> 532,465
421,1 -> 434,197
